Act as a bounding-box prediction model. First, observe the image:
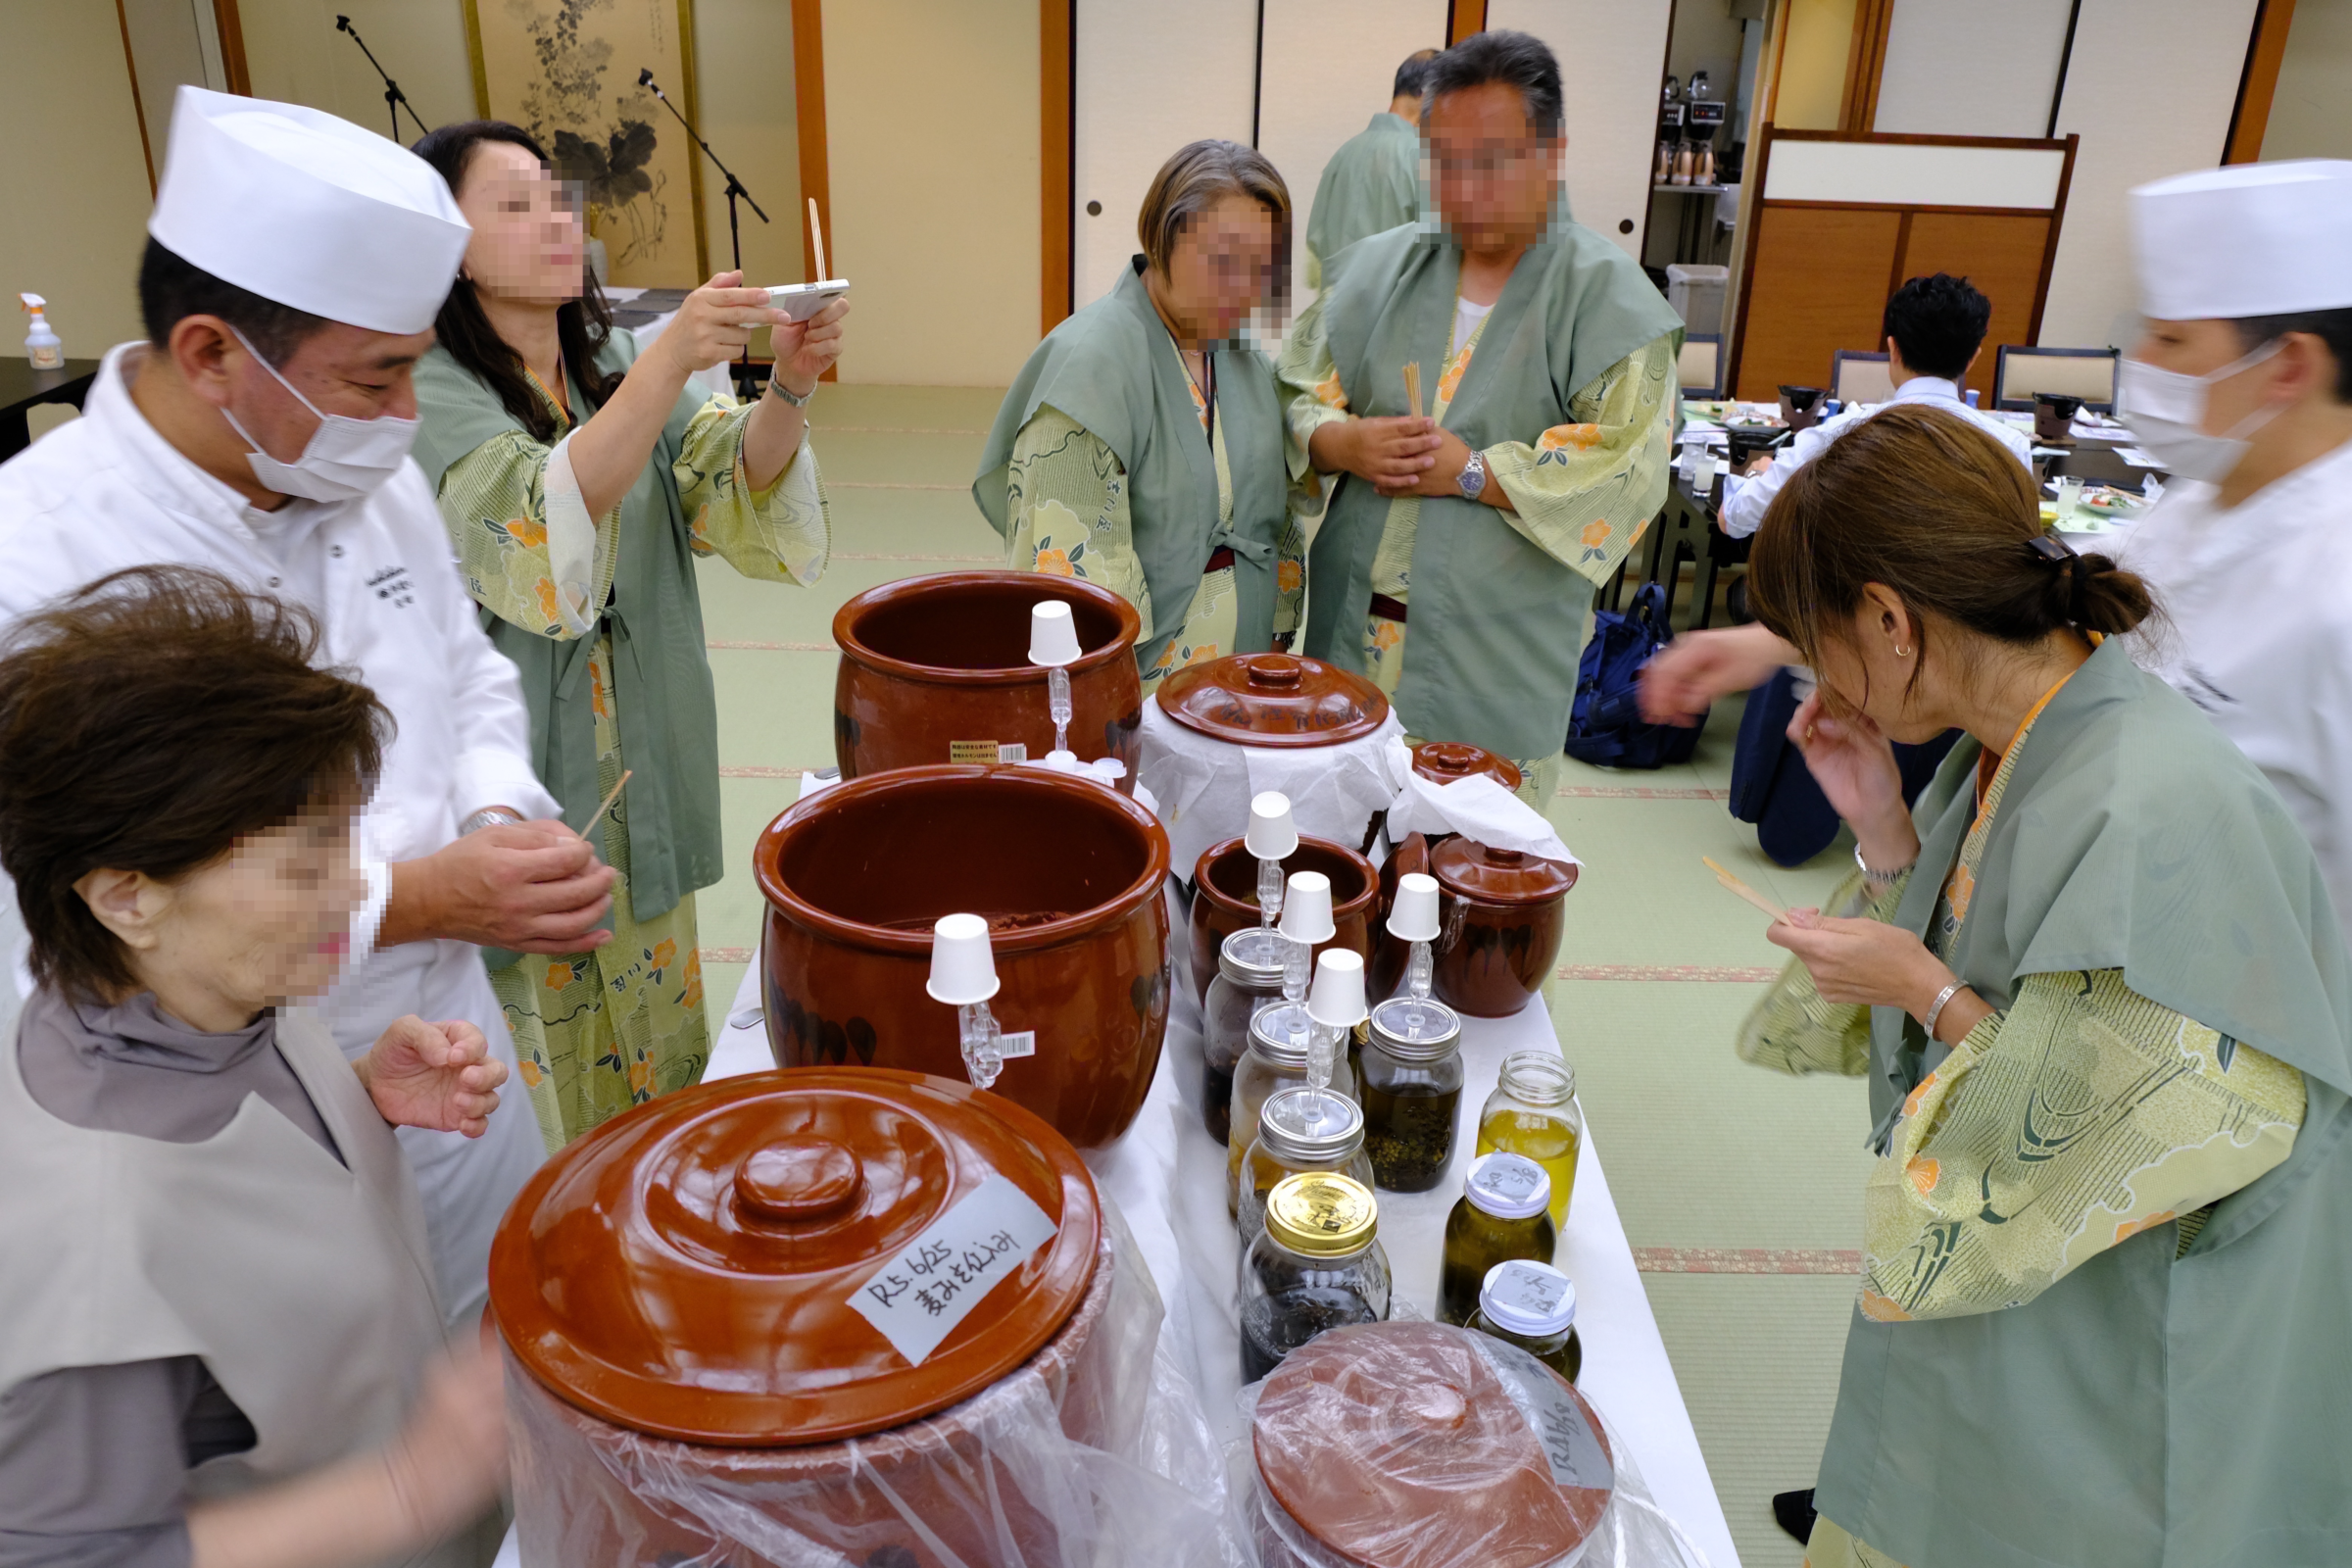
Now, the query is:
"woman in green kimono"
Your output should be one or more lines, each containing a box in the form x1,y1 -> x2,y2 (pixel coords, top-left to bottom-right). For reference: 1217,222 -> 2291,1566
410,122 -> 846,1149
1735,404 -> 2352,1568
976,140 -> 1306,685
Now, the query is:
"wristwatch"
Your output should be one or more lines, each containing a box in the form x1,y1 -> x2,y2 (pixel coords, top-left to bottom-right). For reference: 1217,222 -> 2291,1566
766,373 -> 814,408
459,806 -> 524,837
1456,448 -> 1489,502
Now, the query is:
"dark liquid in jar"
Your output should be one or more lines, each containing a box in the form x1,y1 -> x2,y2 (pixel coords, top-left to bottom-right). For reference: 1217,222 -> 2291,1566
1201,1059 -> 1236,1147
1240,1287 -> 1384,1382
1359,1080 -> 1460,1193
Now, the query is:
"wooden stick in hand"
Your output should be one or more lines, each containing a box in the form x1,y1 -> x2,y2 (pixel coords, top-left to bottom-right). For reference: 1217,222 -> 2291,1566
584,769 -> 633,836
1702,856 -> 1788,924
1402,361 -> 1423,420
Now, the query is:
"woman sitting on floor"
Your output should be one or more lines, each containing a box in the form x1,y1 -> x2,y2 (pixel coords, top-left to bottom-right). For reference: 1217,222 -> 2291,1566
0,567 -> 510,1567
1736,404 -> 2352,1568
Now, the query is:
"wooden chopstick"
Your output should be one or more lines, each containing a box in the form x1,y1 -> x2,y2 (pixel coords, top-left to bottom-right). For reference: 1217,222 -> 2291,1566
808,198 -> 829,283
583,769 -> 633,835
1701,856 -> 1788,924
1402,361 -> 1424,419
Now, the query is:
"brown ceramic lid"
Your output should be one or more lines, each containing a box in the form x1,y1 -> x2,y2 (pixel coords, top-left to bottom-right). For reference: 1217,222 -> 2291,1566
1155,652 -> 1389,747
1431,837 -> 1579,906
491,1067 -> 1102,1446
1409,741 -> 1523,794
1253,1321 -> 1613,1568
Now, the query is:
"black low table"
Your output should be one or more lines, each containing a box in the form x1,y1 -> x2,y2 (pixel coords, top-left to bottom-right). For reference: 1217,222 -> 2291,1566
0,358 -> 101,462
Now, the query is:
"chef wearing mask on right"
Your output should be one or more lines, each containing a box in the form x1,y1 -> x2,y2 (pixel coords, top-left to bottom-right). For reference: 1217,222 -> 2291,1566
2117,160 -> 2352,925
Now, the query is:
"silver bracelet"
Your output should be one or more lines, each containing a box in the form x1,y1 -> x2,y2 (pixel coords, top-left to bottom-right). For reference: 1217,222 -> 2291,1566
459,806 -> 524,836
1855,843 -> 1916,889
1921,979 -> 1967,1038
766,374 -> 813,408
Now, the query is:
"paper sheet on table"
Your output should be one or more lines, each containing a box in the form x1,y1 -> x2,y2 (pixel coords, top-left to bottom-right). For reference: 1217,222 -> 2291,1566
2114,446 -> 2165,466
1383,760 -> 1579,868
1137,700 -> 1407,878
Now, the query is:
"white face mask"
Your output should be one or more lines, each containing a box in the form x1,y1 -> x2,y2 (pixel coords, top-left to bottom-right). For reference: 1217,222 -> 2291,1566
2118,338 -> 2285,484
220,326 -> 419,502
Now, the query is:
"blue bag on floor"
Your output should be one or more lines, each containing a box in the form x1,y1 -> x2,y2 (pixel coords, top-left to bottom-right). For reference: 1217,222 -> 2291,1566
1730,666 -> 1961,865
1563,582 -> 1704,770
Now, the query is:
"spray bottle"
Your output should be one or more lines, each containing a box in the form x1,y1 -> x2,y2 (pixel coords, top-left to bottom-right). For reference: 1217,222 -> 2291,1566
21,296 -> 61,370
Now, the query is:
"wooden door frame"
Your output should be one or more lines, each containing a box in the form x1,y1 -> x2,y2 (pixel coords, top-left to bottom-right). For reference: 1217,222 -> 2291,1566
1446,0 -> 1487,43
1042,0 -> 1074,333
1838,0 -> 1895,134
2225,0 -> 2298,163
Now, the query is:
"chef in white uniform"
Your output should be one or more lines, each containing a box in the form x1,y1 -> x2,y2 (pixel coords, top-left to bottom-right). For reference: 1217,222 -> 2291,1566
0,86 -> 615,1331
2116,161 -> 2352,924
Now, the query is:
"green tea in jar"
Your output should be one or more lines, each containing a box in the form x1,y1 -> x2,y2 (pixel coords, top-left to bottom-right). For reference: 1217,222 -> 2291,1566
1436,1152 -> 1556,1326
1357,995 -> 1463,1193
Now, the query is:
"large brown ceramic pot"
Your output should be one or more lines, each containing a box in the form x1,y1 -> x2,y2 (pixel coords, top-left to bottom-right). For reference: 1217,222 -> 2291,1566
756,765 -> 1170,1149
1409,740 -> 1523,795
1428,837 -> 1578,1017
493,1067 -> 1128,1568
834,571 -> 1144,790
1188,834 -> 1378,1005
1155,651 -> 1389,746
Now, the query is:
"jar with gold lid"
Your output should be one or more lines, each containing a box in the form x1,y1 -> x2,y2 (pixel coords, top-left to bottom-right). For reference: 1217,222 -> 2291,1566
1239,1172 -> 1391,1382
1240,1087 -> 1375,1250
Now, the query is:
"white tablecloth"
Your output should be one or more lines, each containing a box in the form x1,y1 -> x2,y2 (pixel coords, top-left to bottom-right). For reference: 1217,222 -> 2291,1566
702,909 -> 1740,1568
1135,700 -> 1407,880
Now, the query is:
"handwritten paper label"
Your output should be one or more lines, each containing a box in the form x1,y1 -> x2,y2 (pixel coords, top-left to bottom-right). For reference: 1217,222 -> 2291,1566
850,1173 -> 1059,1365
1487,1259 -> 1569,1321
1472,1339 -> 1613,1493
997,1029 -> 1037,1059
1470,1153 -> 1545,1207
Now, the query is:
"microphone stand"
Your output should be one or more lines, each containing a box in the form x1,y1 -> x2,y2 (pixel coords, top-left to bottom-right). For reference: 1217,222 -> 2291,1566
639,68 -> 768,393
335,16 -> 430,142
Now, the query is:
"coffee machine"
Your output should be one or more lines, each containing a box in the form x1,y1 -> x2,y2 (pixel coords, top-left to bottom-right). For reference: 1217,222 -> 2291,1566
1656,76 -> 1685,187
1684,71 -> 1725,188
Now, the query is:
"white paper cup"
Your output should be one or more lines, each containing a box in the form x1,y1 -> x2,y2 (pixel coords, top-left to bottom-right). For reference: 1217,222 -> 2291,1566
1028,601 -> 1083,666
1307,948 -> 1369,1028
1279,870 -> 1335,945
1389,871 -> 1441,942
925,912 -> 1002,1004
1246,791 -> 1298,860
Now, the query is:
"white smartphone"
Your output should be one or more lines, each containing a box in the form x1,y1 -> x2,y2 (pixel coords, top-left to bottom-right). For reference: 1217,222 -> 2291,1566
766,280 -> 850,321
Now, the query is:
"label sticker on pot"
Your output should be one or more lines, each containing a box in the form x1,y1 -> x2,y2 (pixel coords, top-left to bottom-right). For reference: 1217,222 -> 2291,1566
949,740 -> 1003,764
1470,1339 -> 1614,1493
850,1173 -> 1060,1365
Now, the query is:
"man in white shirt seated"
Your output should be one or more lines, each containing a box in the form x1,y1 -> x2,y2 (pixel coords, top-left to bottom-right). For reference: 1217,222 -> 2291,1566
1718,271 -> 2033,539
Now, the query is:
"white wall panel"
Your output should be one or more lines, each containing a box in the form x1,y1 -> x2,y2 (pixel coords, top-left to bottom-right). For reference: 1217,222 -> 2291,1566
1486,0 -> 1673,259
1255,0 -> 1447,305
1874,0 -> 2073,138
2039,0 -> 2260,347
1072,0 -> 1258,310
1764,140 -> 2068,207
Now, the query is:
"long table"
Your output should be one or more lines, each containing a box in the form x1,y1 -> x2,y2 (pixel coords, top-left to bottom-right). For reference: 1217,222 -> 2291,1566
705,886 -> 1741,1568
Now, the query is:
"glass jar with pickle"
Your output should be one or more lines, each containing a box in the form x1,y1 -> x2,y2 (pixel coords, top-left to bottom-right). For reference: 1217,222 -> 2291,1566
1202,926 -> 1288,1145
1227,1001 -> 1356,1214
1357,994 -> 1463,1193
1240,1086 -> 1375,1249
1437,1151 -> 1556,1326
1468,1258 -> 1583,1383
1472,1051 -> 1583,1227
1240,1172 -> 1391,1383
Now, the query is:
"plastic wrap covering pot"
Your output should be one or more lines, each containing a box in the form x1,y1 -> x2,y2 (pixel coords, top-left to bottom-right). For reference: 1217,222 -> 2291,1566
493,1067 -> 1163,1568
1188,834 -> 1377,1005
1155,651 -> 1389,748
834,571 -> 1144,791
755,765 -> 1171,1149
1429,837 -> 1578,1018
1409,740 -> 1523,796
1249,1322 -> 1615,1568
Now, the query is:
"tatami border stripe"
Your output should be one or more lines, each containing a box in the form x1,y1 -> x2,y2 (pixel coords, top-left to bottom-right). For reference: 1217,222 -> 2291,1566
1554,785 -> 1730,800
812,425 -> 989,436
717,765 -> 829,778
699,947 -> 756,964
1634,1247 -> 1861,1275
708,639 -> 834,652
826,481 -> 967,492
1557,963 -> 1781,983
832,551 -> 999,562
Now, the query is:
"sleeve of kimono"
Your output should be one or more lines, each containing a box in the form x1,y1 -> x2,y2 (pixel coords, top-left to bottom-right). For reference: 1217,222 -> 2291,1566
0,1359 -> 210,1568
435,428 -> 617,642
670,393 -> 830,585
1734,867 -> 1910,1078
1858,968 -> 2307,1322
1004,405 -> 1156,646
1481,331 -> 1678,590
1275,292 -> 1354,456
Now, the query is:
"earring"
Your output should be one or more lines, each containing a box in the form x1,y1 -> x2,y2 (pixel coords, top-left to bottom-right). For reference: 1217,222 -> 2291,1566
1894,644 -> 1913,658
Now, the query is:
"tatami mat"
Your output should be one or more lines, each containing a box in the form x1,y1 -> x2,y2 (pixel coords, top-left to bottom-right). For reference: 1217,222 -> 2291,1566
695,387 -> 1864,1568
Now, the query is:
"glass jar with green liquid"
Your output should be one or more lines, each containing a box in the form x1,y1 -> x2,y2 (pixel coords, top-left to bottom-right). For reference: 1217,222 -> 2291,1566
1469,1258 -> 1583,1383
1436,1152 -> 1556,1326
1472,1051 -> 1582,1227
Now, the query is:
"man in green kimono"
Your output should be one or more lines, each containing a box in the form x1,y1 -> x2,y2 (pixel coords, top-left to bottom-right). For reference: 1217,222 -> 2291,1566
1302,48 -> 1441,289
1280,29 -> 1683,801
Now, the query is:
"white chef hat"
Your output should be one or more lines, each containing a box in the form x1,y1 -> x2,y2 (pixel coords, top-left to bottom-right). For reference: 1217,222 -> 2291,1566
2131,160 -> 2352,321
147,85 -> 469,336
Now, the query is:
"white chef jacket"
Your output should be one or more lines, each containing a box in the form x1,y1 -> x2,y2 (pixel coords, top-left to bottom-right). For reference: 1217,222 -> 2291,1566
1718,376 -> 2035,538
0,343 -> 562,1330
2118,435 -> 2352,932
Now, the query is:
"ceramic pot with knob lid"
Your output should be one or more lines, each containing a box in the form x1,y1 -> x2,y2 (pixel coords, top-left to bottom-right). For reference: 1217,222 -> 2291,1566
755,765 -> 1171,1150
1248,1320 -> 1615,1568
1155,651 -> 1390,747
1188,834 -> 1378,1005
833,571 -> 1144,790
1429,837 -> 1578,1017
1409,740 -> 1522,796
493,1066 -> 1149,1568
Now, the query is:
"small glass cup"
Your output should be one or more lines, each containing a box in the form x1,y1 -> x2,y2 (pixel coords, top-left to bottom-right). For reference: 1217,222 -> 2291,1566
2055,474 -> 2085,522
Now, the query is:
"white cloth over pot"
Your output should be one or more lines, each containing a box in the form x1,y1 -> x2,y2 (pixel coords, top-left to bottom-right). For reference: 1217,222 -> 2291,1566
1382,742 -> 1580,867
1138,700 -> 1407,878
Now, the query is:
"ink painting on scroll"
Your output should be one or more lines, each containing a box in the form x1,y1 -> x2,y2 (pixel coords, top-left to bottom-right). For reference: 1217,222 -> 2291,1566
463,0 -> 710,286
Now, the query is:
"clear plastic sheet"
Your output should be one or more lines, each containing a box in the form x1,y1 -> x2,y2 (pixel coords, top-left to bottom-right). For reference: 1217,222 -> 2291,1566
1229,1323 -> 1712,1568
507,1199 -> 1244,1568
